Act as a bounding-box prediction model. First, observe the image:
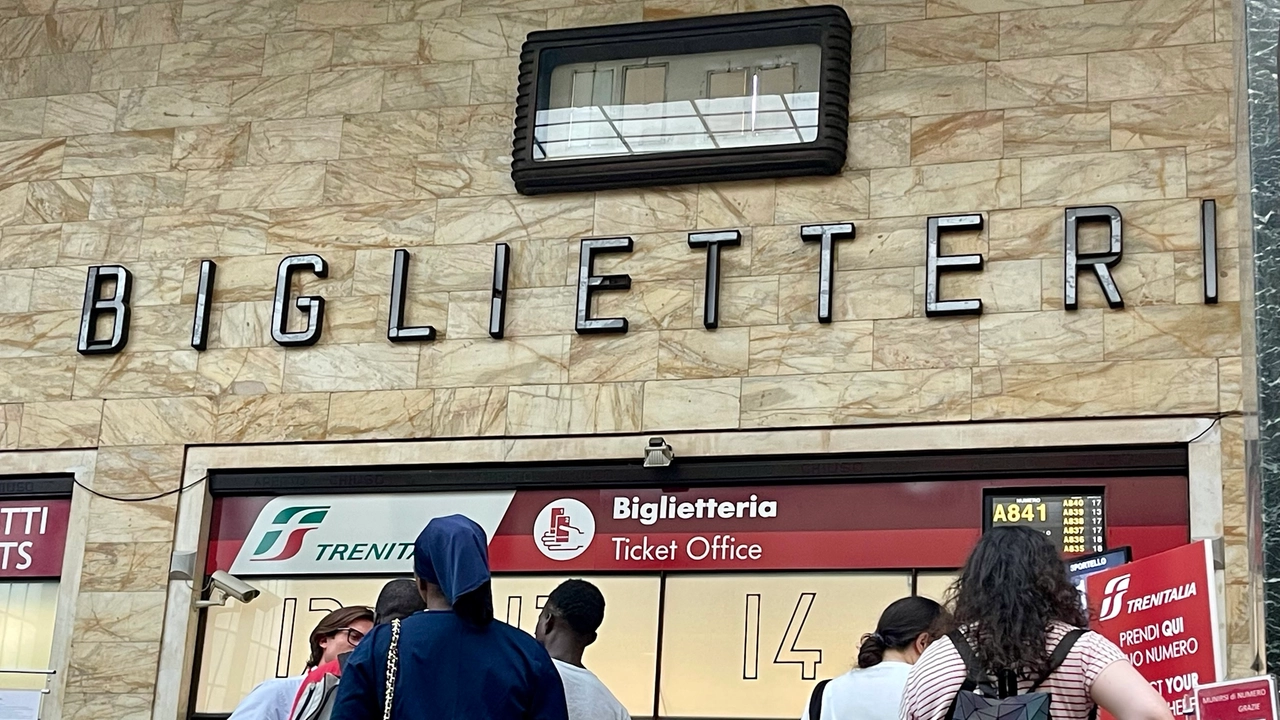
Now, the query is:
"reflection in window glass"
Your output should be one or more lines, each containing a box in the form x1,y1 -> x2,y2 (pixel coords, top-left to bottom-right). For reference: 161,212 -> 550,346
491,576 -> 659,716
197,576 -> 661,717
757,65 -> 796,96
196,572 -> 955,718
708,69 -> 747,99
623,66 -> 667,106
571,69 -> 613,108
658,573 -> 912,719
196,577 -> 391,714
537,45 -> 821,161
915,572 -> 958,604
0,582 -> 57,691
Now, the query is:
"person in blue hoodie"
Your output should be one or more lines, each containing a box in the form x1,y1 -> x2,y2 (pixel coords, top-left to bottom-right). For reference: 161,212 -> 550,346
330,514 -> 567,720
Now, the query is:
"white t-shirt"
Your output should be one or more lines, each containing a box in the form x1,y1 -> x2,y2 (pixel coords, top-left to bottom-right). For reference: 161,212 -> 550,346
801,662 -> 913,720
554,658 -> 631,720
228,675 -> 304,720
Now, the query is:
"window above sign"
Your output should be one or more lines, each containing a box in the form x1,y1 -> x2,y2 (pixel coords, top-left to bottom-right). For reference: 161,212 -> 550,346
537,45 -> 822,161
512,6 -> 852,195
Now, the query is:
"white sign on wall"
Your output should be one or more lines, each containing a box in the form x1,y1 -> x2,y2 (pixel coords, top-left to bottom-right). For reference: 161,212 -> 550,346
229,492 -> 515,575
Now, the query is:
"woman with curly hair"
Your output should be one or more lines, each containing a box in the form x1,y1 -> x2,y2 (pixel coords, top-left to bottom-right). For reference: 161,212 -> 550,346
900,526 -> 1173,720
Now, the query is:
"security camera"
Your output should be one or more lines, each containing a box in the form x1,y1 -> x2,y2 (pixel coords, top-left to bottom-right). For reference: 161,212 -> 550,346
212,571 -> 260,603
643,437 -> 674,468
195,571 -> 261,608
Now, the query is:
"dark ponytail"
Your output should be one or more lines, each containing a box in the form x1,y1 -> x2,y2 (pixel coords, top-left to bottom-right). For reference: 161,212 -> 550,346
453,581 -> 494,626
857,632 -> 889,669
857,596 -> 944,669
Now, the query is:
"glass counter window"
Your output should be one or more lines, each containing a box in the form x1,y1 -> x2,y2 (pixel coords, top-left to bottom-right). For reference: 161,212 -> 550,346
194,576 -> 661,717
0,583 -> 57,692
194,571 -> 956,719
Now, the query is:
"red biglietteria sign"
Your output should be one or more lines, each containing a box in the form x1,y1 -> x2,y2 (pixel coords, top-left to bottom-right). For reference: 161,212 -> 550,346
1086,540 -> 1223,717
209,479 -> 1191,576
1196,677 -> 1278,720
0,500 -> 70,579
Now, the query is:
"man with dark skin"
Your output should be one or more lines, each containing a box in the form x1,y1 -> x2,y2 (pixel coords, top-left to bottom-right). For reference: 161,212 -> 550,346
536,580 -> 630,720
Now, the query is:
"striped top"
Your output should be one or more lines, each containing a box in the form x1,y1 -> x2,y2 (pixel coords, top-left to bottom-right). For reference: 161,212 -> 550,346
899,623 -> 1127,720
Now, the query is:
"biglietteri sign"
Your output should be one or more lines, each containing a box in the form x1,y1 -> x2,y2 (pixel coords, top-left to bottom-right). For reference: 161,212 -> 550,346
75,202 -> 1222,354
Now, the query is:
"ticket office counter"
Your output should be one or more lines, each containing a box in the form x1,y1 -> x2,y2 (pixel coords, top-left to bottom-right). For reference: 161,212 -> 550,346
196,570 -> 960,719
190,447 -> 1191,720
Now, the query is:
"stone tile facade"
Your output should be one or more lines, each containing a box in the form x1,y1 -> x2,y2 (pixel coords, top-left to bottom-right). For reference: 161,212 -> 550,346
0,0 -> 1250,715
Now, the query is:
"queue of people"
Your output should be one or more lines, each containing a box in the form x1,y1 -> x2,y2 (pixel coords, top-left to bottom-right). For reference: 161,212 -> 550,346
226,519 -> 1176,720
228,604 -> 374,720
810,526 -> 1175,720
229,514 -> 623,720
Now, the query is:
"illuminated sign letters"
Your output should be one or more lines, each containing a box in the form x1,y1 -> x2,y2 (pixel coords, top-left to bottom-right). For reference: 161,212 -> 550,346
76,265 -> 132,355
190,259 -> 216,351
576,237 -> 633,334
387,249 -> 436,343
75,202 -> 1223,353
1065,206 -> 1125,310
926,214 -> 984,317
800,223 -> 854,324
271,254 -> 327,347
688,230 -> 742,330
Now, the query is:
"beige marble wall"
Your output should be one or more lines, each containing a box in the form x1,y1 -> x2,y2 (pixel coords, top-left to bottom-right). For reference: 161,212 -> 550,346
0,0 -> 1249,715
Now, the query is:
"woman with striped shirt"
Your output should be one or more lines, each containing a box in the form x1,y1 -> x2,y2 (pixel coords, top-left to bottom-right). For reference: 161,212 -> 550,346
899,526 -> 1173,720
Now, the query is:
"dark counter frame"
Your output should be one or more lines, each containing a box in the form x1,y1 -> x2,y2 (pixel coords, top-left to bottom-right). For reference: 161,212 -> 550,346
207,445 -> 1188,496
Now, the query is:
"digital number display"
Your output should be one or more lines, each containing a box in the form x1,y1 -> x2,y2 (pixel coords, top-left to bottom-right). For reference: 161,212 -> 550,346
985,491 -> 1105,555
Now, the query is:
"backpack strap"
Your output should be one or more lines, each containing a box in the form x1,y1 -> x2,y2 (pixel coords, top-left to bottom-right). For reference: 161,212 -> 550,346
1028,628 -> 1088,692
807,679 -> 831,720
946,631 -> 986,692
944,631 -> 996,720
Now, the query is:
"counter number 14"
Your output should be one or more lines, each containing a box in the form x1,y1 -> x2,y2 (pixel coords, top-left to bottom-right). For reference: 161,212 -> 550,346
742,592 -> 823,681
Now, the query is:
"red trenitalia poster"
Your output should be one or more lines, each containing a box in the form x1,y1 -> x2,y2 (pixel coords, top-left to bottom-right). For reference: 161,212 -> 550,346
1086,540 -> 1223,717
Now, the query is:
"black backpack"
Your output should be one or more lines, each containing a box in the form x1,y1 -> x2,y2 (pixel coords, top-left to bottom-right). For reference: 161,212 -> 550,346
947,629 -> 1096,720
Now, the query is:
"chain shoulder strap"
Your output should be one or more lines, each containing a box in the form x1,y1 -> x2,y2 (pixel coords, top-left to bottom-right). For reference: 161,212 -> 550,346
382,619 -> 401,720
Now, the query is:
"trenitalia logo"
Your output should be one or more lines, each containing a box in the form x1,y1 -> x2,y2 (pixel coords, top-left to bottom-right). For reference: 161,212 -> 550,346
1098,573 -> 1132,621
250,506 -> 329,562
230,493 -> 515,575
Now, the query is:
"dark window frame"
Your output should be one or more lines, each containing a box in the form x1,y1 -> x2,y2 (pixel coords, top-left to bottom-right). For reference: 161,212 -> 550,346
511,6 -> 853,195
0,474 -> 74,500
207,445 -> 1188,496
